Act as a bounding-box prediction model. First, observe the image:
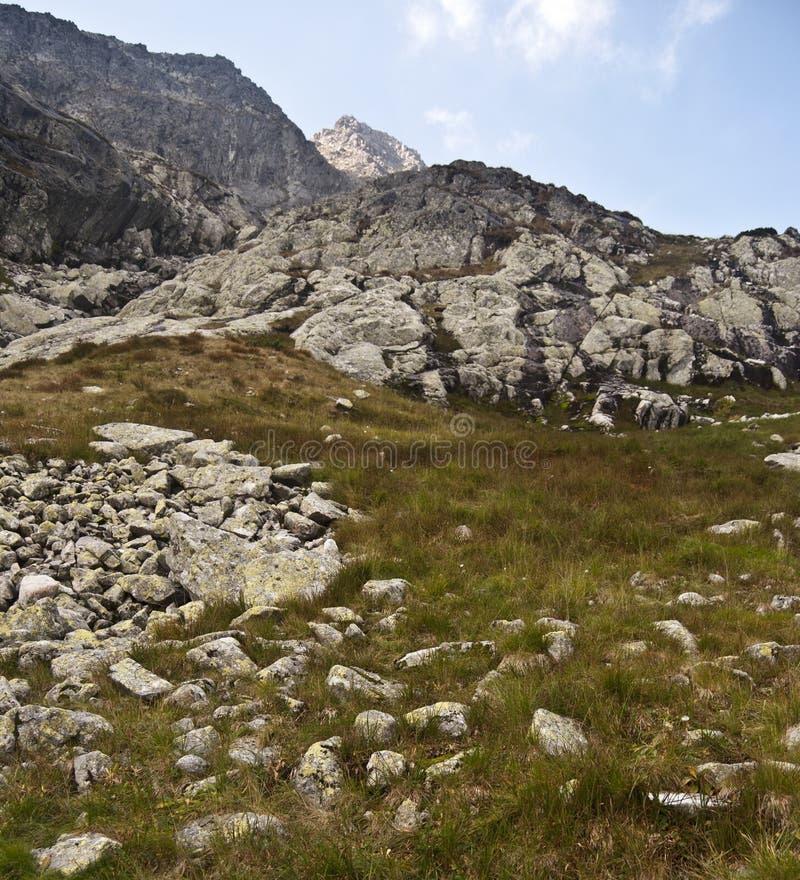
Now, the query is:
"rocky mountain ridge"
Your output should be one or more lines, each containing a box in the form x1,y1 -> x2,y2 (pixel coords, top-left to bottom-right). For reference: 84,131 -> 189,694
313,115 -> 426,181
2,161 -> 796,422
0,4 -> 348,213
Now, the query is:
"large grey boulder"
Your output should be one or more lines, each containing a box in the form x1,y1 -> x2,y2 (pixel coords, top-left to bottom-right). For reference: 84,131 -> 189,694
13,705 -> 112,754
166,514 -> 340,607
32,833 -> 121,876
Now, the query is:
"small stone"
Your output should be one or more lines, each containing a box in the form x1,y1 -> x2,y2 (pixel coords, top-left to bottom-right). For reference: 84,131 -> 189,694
322,606 -> 363,624
771,595 -> 800,612
453,524 -> 473,543
175,754 -> 209,778
174,725 -> 220,759
424,750 -> 471,783
73,750 -> 112,792
186,636 -> 258,678
652,620 -> 699,654
393,798 -> 430,832
344,623 -> 366,640
176,812 -> 287,857
529,708 -> 588,757
326,665 -> 404,701
650,792 -> 727,814
308,621 -> 344,648
117,574 -> 177,605
395,641 -> 495,669
362,578 -> 409,607
708,519 -> 760,536
230,606 -> 285,628
783,722 -> 800,750
543,630 -> 574,663
353,710 -> 398,745
32,833 -> 121,876
366,750 -> 408,790
490,618 -> 525,633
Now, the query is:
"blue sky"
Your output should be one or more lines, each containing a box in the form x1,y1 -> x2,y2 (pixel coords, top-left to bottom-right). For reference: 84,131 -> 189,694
10,1 -> 800,237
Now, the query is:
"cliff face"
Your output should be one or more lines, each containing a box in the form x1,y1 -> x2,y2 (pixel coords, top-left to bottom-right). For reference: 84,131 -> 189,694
0,79 -> 256,263
313,115 -> 426,181
0,4 -> 348,212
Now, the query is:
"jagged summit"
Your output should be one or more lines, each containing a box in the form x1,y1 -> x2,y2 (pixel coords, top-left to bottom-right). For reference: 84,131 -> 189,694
313,115 -> 426,181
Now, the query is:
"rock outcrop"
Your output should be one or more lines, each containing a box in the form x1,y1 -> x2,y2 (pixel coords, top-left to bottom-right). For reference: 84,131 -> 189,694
3,162 -> 795,418
313,115 -> 426,181
0,4 -> 347,215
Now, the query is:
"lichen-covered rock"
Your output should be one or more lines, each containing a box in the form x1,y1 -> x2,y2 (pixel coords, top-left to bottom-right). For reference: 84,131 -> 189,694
529,709 -> 588,757
176,812 -> 287,857
362,578 -> 410,607
395,641 -> 495,669
186,636 -> 258,678
424,750 -> 472,783
167,514 -> 340,607
291,737 -> 344,809
0,597 -> 70,644
32,832 -> 121,876
405,702 -> 469,738
117,574 -> 177,605
170,463 -> 273,501
326,665 -> 404,701
13,705 -> 112,754
108,657 -> 174,700
17,573 -> 61,608
173,725 -> 220,759
353,710 -> 398,745
393,798 -> 431,832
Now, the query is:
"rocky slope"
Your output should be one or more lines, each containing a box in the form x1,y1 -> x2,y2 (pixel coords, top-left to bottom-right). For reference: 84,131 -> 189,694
0,79 -> 257,264
313,115 -> 426,180
2,162 -> 795,419
0,4 -> 348,214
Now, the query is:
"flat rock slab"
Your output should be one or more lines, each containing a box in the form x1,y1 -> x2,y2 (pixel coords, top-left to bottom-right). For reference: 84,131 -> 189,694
395,641 -> 495,669
326,664 -> 404,701
765,453 -> 800,471
94,422 -> 196,456
707,519 -> 760,536
117,574 -> 177,605
170,463 -> 273,500
529,708 -> 588,757
176,812 -> 287,857
108,657 -> 174,700
32,832 -> 121,876
186,636 -> 258,678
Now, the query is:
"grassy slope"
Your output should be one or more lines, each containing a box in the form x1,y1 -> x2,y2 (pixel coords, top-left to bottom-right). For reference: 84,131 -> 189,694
1,335 -> 800,879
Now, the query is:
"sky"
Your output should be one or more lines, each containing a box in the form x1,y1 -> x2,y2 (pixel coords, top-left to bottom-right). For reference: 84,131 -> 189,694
8,0 -> 800,237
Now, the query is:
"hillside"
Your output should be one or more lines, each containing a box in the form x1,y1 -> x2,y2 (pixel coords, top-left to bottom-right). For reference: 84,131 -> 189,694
0,336 -> 800,878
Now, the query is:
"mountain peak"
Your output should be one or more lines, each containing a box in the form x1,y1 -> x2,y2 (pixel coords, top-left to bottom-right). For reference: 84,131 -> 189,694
313,115 -> 425,180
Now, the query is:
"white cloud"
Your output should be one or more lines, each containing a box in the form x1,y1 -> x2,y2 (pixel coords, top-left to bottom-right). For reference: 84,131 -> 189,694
657,0 -> 733,81
425,107 -> 477,153
496,0 -> 617,70
496,129 -> 537,156
406,0 -> 484,48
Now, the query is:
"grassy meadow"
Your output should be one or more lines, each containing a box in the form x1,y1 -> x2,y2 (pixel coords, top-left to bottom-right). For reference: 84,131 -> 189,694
1,333 -> 800,878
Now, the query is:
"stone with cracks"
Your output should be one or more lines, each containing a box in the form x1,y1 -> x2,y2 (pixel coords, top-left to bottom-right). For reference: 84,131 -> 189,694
405,702 -> 469,738
326,665 -> 404,701
186,636 -> 258,678
13,705 -> 112,754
